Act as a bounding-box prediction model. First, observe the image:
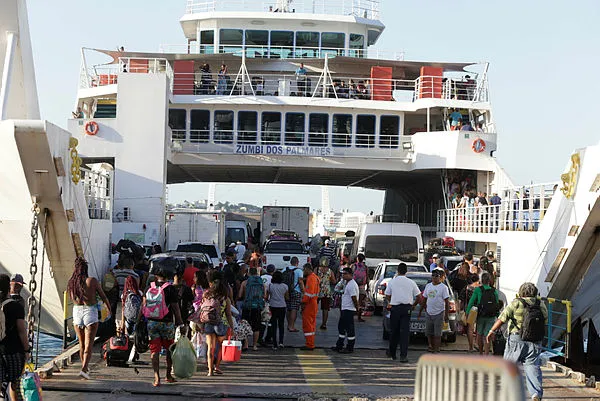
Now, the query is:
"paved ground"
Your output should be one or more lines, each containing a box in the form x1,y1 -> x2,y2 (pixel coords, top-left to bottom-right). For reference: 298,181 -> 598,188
42,310 -> 600,400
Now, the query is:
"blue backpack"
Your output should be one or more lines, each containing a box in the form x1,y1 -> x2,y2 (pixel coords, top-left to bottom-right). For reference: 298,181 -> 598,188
244,276 -> 265,310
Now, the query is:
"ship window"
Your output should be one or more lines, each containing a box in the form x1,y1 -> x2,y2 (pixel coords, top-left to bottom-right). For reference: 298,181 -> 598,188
356,114 -> 375,148
169,109 -> 186,141
270,31 -> 294,59
349,34 -> 364,57
238,111 -> 258,144
200,30 -> 215,54
367,29 -> 379,46
261,112 -> 281,144
309,113 -> 328,146
332,114 -> 352,147
214,110 -> 234,143
285,112 -> 305,145
245,30 -> 269,58
220,29 -> 243,54
296,32 -> 319,58
190,109 -> 210,143
379,115 -> 400,148
321,33 -> 345,57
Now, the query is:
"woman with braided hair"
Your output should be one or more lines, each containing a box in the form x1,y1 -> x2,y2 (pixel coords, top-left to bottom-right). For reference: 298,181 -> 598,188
68,257 -> 111,379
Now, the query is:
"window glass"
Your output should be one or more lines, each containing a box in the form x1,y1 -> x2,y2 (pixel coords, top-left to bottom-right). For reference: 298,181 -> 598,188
238,111 -> 258,144
190,109 -> 210,143
270,31 -> 294,59
332,114 -> 352,147
214,110 -> 234,143
200,30 -> 215,54
379,115 -> 400,148
349,33 -> 364,57
364,235 -> 418,262
296,32 -> 319,58
285,113 -> 305,145
261,112 -> 281,144
356,114 -> 375,148
169,109 -> 186,141
245,30 -> 269,58
321,32 -> 345,48
367,29 -> 379,46
308,113 -> 328,146
220,29 -> 243,54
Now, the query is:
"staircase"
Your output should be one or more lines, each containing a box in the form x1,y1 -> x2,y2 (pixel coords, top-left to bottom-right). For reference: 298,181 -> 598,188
94,103 -> 116,118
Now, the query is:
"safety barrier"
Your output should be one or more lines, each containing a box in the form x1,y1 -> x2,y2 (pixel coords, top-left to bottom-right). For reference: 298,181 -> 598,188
540,297 -> 572,358
62,291 -> 77,349
414,354 -> 526,401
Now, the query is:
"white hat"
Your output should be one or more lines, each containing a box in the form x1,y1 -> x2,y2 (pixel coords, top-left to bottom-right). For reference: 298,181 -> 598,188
432,253 -> 440,258
229,242 -> 236,247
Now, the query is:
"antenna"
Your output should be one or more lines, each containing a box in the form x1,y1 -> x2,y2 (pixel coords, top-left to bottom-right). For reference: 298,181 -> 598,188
275,0 -> 293,12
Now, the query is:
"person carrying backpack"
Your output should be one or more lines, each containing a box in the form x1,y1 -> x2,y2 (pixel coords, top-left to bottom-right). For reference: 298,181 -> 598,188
283,257 -> 304,332
486,282 -> 548,401
141,267 -> 182,387
466,272 -> 499,356
238,268 -> 266,351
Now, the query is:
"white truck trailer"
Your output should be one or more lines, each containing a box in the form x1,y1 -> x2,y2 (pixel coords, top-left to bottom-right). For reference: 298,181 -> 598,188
165,209 -> 226,252
261,206 -> 310,245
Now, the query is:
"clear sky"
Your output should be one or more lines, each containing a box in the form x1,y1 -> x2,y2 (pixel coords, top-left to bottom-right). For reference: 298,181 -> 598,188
27,0 -> 600,211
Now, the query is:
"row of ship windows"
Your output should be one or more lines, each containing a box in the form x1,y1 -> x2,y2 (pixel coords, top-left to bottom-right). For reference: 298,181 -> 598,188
168,109 -> 401,147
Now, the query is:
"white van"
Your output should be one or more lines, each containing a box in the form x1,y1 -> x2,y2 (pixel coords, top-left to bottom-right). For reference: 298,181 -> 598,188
350,223 -> 424,269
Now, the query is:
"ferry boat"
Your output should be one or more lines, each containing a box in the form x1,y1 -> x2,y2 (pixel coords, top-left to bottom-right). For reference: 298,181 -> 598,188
1,0 -> 598,344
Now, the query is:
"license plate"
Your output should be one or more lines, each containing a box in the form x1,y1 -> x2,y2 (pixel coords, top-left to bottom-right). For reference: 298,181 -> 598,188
410,322 -> 426,331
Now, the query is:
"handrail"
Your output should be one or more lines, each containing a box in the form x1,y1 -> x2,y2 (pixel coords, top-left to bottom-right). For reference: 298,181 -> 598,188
539,296 -> 572,358
414,354 -> 526,401
62,291 -> 77,349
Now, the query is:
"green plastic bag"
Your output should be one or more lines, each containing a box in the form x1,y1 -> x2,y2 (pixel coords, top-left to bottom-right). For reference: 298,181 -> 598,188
170,335 -> 196,379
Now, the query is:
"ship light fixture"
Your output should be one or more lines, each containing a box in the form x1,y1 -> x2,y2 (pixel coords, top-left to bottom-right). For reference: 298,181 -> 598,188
402,142 -> 413,151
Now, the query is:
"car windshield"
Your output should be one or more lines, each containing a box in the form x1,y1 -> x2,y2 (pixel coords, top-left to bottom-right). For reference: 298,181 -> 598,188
365,236 -> 418,262
408,276 -> 431,292
264,241 -> 305,254
176,244 -> 219,258
445,260 -> 461,271
226,228 -> 246,244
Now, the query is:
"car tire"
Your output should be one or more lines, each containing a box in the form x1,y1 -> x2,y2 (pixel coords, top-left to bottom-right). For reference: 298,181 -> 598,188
382,329 -> 390,340
445,332 -> 457,343
374,305 -> 383,316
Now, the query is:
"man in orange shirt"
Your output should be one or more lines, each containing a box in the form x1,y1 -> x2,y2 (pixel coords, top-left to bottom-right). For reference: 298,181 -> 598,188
182,257 -> 199,287
301,263 -> 319,350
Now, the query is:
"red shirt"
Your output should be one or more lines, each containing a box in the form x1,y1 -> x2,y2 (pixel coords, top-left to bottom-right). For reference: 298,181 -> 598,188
182,266 -> 199,288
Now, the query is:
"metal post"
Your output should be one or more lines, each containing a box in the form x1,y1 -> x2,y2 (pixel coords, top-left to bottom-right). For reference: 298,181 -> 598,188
0,32 -> 18,119
547,301 -> 553,349
63,291 -> 68,349
564,299 -> 572,359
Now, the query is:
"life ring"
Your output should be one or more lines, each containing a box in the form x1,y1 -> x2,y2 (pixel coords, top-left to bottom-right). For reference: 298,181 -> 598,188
84,121 -> 99,136
472,138 -> 486,153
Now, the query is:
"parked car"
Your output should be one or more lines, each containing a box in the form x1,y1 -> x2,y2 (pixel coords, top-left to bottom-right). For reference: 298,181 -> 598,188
368,262 -> 428,313
382,271 -> 457,343
149,252 -> 211,279
262,239 -> 309,271
175,242 -> 222,269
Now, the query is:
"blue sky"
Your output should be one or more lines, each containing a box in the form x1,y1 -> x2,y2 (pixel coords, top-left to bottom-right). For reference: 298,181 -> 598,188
27,0 -> 600,212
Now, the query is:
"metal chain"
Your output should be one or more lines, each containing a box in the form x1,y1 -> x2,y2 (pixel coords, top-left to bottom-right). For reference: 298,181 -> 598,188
27,203 -> 40,358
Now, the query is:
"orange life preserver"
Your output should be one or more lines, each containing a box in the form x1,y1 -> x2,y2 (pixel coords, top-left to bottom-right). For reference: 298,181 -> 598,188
472,138 -> 486,153
85,121 -> 99,136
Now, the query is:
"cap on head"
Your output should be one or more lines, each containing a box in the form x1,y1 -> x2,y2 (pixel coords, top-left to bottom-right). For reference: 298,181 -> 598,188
10,274 -> 25,285
432,268 -> 444,277
342,267 -> 353,275
324,239 -> 330,245
229,242 -> 236,247
432,254 -> 440,259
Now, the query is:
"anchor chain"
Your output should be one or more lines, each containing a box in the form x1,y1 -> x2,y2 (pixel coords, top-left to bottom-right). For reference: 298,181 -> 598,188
27,203 -> 41,358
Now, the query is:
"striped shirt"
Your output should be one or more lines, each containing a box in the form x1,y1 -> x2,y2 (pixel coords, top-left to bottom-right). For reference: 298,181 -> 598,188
498,297 -> 548,334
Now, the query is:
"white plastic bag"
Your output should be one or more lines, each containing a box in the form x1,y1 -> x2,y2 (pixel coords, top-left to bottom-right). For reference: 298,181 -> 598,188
191,332 -> 207,362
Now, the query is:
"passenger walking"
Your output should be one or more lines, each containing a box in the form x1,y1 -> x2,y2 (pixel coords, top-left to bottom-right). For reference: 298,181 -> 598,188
351,254 -> 368,321
238,267 -> 267,351
301,264 -> 319,350
422,269 -> 449,353
0,274 -> 29,401
332,267 -> 360,353
192,269 -> 210,312
318,258 -> 336,330
120,276 -> 143,336
385,263 -> 422,362
142,268 -> 182,387
486,282 -> 547,401
182,257 -> 199,288
267,271 -> 289,349
464,274 -> 480,352
467,272 -> 499,355
284,257 -> 304,332
173,271 -> 195,330
68,257 -> 111,380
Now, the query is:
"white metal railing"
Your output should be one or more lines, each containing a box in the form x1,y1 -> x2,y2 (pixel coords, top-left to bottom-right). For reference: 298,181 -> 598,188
437,183 -> 560,234
171,71 -> 485,103
185,0 -> 380,19
81,168 -> 111,220
80,57 -> 172,89
158,43 -> 405,61
414,354 -> 526,401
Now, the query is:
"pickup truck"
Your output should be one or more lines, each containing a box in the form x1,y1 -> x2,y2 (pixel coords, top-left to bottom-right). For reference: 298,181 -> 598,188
262,239 -> 310,271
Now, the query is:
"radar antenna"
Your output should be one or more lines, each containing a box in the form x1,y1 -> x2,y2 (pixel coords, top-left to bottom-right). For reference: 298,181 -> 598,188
274,0 -> 293,12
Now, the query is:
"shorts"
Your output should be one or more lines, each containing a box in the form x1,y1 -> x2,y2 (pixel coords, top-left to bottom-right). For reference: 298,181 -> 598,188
286,291 -> 301,311
476,316 -> 497,336
319,297 -> 331,311
72,304 -> 99,328
242,308 -> 262,332
426,312 -> 444,337
204,322 -> 228,337
147,320 -> 175,354
0,352 -> 25,385
358,286 -> 367,296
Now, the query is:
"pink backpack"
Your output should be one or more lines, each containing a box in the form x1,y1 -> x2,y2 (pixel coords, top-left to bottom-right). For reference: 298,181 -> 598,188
142,282 -> 171,319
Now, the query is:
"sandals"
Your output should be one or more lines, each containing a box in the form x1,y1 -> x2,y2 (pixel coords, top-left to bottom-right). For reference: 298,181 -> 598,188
165,377 -> 177,383
214,368 -> 223,375
152,381 -> 161,387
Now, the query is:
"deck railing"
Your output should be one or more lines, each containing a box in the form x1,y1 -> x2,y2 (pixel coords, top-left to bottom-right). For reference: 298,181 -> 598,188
185,0 -> 380,19
81,168 -> 111,220
437,183 -> 559,234
80,57 -> 172,89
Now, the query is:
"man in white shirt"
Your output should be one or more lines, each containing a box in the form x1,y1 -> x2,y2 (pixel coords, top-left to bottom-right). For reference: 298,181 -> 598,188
332,268 -> 359,353
235,241 -> 247,262
384,263 -> 422,362
423,269 -> 450,353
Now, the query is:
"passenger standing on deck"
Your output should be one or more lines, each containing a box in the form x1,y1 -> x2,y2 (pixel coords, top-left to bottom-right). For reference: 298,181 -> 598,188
318,258 -> 336,330
238,267 -> 267,351
486,282 -> 548,401
267,271 -> 289,349
0,274 -> 29,401
385,263 -> 422,362
300,264 -> 319,350
68,257 -> 111,380
422,269 -> 449,353
9,274 -> 26,310
285,257 -> 304,332
467,272 -> 499,356
182,257 -> 199,288
332,267 -> 359,353
295,63 -> 308,96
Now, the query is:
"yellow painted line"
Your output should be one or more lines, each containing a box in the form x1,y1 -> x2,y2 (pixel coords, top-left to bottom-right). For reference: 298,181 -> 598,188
296,349 -> 347,394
